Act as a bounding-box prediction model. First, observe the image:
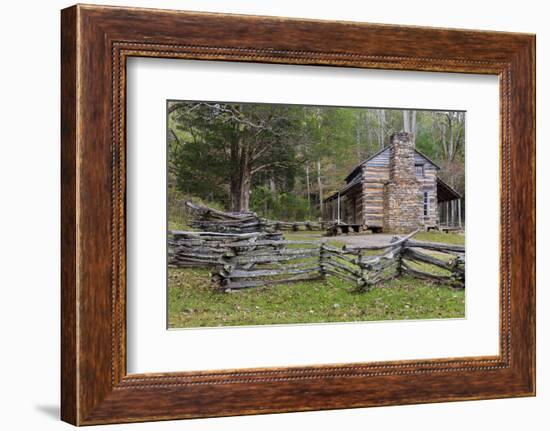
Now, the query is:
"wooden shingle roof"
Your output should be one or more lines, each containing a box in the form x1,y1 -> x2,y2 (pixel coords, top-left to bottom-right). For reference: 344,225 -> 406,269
344,146 -> 441,183
437,177 -> 462,202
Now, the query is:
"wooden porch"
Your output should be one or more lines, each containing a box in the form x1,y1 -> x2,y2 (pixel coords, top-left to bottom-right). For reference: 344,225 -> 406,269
436,177 -> 463,231
325,223 -> 363,236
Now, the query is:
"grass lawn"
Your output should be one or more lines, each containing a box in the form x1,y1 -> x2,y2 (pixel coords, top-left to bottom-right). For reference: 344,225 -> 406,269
168,267 -> 465,328
168,220 -> 189,231
283,229 -> 465,247
414,231 -> 465,245
167,228 -> 465,329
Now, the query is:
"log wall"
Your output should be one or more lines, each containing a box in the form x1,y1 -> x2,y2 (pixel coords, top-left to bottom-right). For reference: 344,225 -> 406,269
420,164 -> 438,228
356,145 -> 439,230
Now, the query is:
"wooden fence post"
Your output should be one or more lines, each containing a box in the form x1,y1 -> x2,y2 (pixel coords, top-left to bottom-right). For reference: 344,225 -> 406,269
390,235 -> 403,276
212,246 -> 242,292
450,255 -> 465,289
357,251 -> 368,290
319,241 -> 327,280
458,199 -> 462,229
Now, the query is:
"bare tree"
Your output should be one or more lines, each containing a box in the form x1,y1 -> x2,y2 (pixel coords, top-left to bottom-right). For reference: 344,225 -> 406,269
355,111 -> 362,161
376,109 -> 386,149
402,110 -> 417,135
433,111 -> 465,190
317,159 -> 323,217
436,111 -> 465,163
305,163 -> 311,217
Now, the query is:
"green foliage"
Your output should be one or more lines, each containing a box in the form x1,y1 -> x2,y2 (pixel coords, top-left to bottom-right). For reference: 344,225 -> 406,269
168,102 -> 309,210
415,114 -> 439,157
168,268 -> 465,328
168,101 -> 466,216
250,186 -> 313,221
167,187 -> 226,231
168,105 -> 233,206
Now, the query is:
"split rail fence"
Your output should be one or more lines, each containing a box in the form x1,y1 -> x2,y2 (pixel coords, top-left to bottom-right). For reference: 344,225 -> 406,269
169,229 -> 464,292
185,201 -> 327,233
168,230 -> 283,267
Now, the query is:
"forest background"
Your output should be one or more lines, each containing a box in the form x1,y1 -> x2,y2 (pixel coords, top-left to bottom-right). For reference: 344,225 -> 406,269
167,102 -> 465,225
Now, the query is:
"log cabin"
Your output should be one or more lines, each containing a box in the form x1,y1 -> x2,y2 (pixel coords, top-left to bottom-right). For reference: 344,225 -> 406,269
323,132 -> 462,234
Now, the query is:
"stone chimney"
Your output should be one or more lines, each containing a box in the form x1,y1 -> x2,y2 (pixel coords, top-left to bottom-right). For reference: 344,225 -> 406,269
383,132 -> 422,233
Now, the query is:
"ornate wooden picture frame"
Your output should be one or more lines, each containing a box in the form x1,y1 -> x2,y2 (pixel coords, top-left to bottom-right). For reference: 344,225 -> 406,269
61,4 -> 535,425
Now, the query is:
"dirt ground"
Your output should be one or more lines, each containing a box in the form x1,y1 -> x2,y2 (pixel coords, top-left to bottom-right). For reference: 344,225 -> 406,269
332,233 -> 398,247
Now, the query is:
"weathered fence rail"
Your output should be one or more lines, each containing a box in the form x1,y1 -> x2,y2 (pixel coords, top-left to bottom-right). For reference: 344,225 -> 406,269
321,243 -> 402,289
168,217 -> 465,291
331,230 -> 418,289
168,230 -> 284,267
211,239 -> 323,290
206,230 -> 465,292
185,201 -> 276,234
401,241 -> 465,288
186,201 -> 327,233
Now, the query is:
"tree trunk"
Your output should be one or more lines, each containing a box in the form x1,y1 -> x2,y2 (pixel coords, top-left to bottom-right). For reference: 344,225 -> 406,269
229,135 -> 253,212
403,110 -> 410,133
269,175 -> 276,193
355,111 -> 362,161
305,163 -> 311,217
448,114 -> 454,162
229,133 -> 239,211
230,172 -> 251,212
403,110 -> 416,136
376,110 -> 386,149
317,159 -> 323,216
229,176 -> 240,211
240,170 -> 251,212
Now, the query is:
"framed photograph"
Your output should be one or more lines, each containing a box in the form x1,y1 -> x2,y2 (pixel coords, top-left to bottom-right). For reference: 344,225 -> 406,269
61,4 -> 535,425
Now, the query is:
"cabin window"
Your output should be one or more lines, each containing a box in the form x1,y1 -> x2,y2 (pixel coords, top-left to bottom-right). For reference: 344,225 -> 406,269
416,164 -> 425,177
423,192 -> 429,216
